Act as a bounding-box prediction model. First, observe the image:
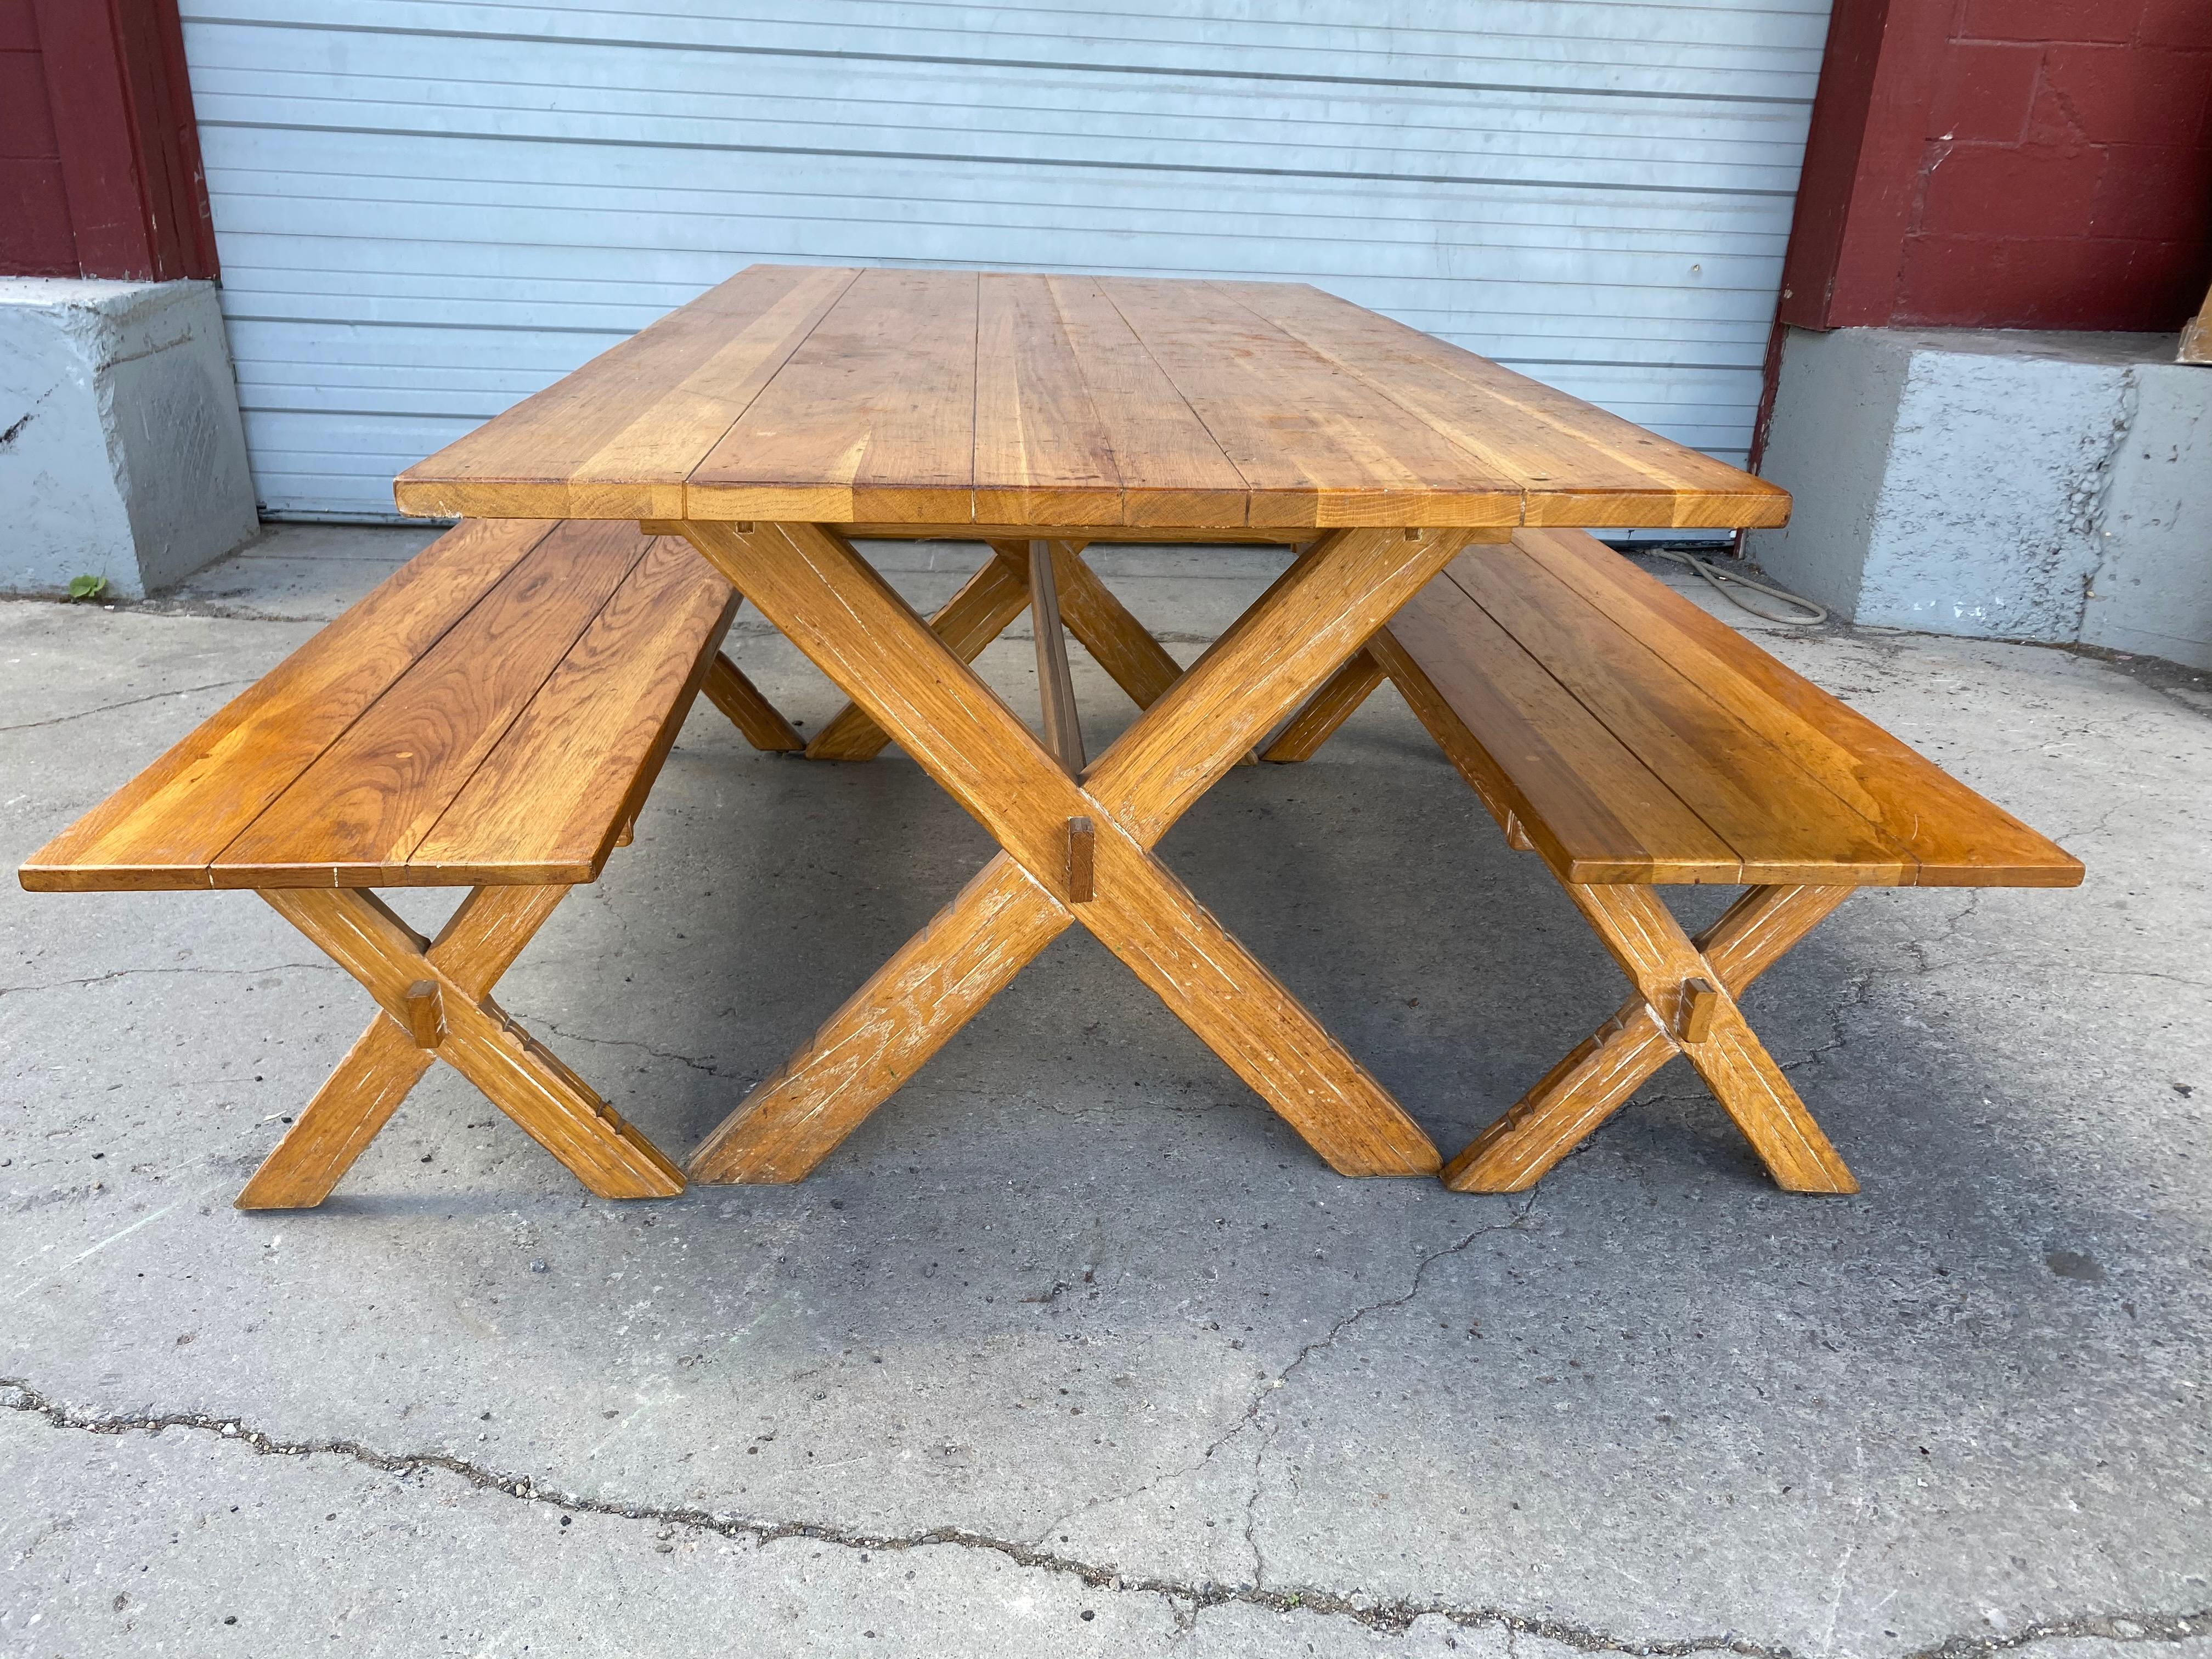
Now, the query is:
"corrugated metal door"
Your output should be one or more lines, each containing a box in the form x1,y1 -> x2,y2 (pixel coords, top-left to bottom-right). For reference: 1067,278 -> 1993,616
177,1 -> 1831,521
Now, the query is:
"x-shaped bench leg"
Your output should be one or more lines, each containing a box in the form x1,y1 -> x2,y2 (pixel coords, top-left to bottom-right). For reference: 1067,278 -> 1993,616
1442,882 -> 1858,1193
703,650 -> 803,752
679,520 -> 1488,1183
804,540 -> 1197,761
620,564 -> 801,753
1261,646 -> 1389,762
236,885 -> 684,1209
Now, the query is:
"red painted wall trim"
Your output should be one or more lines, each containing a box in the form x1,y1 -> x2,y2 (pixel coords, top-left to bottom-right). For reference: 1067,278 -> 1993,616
1775,0 -> 1891,331
22,0 -> 214,280
1754,0 -> 2212,470
1771,0 -> 2212,338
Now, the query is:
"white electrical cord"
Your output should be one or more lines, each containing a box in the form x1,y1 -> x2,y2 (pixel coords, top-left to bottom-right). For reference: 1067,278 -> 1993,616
1639,546 -> 1830,627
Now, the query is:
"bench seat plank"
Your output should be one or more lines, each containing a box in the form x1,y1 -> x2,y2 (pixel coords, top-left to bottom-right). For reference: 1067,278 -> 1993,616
1511,529 -> 2082,887
1381,576 -> 1742,884
1446,546 -> 1919,887
18,520 -> 561,893
215,521 -> 654,886
19,517 -> 749,1204
410,538 -> 737,883
22,521 -> 735,893
1385,532 -> 2083,889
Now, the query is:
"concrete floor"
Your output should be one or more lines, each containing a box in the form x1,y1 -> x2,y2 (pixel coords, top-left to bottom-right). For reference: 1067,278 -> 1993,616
3,524 -> 2208,1658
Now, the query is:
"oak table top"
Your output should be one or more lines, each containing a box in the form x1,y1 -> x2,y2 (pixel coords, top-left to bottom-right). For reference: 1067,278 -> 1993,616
394,264 -> 1788,535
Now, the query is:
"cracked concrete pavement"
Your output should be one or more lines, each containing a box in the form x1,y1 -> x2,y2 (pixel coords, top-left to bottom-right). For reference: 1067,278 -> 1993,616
3,526 -> 2208,1657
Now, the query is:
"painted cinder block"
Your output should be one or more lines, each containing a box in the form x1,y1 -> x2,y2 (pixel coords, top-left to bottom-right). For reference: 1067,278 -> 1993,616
0,277 -> 259,600
1750,324 -> 2212,670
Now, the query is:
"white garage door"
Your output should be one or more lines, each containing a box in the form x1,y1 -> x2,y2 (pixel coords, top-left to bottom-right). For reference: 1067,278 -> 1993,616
178,1 -> 1831,521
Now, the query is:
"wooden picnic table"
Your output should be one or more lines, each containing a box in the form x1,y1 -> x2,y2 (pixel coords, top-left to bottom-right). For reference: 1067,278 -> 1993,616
392,263 -> 1797,1186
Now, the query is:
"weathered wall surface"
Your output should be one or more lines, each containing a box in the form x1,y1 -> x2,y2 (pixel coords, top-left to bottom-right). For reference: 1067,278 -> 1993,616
1779,0 -> 2212,336
0,277 -> 257,600
1752,325 -> 2212,668
2083,365 -> 2212,664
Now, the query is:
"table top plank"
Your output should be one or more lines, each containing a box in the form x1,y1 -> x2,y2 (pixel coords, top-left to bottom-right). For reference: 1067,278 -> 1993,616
394,266 -> 857,521
1447,547 -> 1918,885
212,522 -> 654,887
687,267 -> 980,524
394,263 -> 1793,532
1032,275 -> 1252,527
1221,281 -> 1791,530
18,520 -> 558,893
1514,529 -> 2084,885
1097,278 -> 1523,529
973,273 -> 1124,527
409,537 -> 736,884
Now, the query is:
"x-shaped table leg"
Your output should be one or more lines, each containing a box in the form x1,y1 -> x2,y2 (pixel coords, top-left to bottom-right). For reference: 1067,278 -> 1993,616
803,540 -> 1192,761
237,885 -> 684,1208
1442,882 -> 1858,1193
679,520 -> 1490,1182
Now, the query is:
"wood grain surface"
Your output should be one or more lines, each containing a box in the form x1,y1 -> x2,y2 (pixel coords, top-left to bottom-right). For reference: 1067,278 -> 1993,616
396,267 -> 1792,533
21,521 -> 736,892
1366,531 -> 2082,889
680,521 -> 1486,1183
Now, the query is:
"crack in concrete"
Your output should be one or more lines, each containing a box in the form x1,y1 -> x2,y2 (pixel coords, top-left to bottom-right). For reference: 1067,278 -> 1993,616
1239,1199 -> 1539,1588
2,1379 -> 2202,1657
1903,960 -> 2212,994
1904,894 -> 1984,979
0,679 -> 255,735
0,962 -> 340,1001
1032,1201 -> 1539,1587
534,1017 -> 722,1077
2056,802 -> 2124,849
1774,968 -> 1877,1082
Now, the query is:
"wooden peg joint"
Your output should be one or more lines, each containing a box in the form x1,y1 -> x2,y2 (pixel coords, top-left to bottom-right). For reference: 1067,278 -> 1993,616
1678,978 -> 1719,1045
401,980 -> 445,1049
1065,816 -> 1096,904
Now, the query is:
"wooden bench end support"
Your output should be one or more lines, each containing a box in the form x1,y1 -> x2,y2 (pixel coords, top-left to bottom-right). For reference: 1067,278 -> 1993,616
1441,884 -> 1861,1197
240,885 -> 685,1209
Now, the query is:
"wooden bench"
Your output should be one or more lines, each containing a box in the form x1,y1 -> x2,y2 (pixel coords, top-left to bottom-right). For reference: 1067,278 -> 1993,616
1266,527 -> 2084,1194
18,518 -> 786,1209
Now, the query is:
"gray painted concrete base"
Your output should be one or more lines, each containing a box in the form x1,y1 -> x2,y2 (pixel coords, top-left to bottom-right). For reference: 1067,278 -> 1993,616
4,531 -> 2209,1655
0,278 -> 259,601
1750,326 -> 2212,669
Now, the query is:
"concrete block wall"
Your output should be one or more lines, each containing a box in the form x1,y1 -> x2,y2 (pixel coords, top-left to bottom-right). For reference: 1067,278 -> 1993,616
2083,358 -> 2212,663
1896,0 -> 2212,329
0,278 -> 258,600
1751,325 -> 2212,669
